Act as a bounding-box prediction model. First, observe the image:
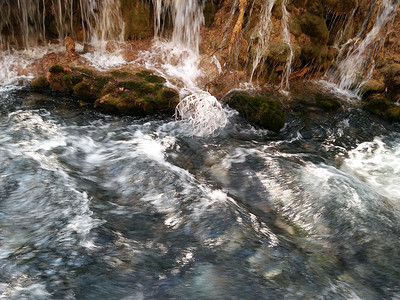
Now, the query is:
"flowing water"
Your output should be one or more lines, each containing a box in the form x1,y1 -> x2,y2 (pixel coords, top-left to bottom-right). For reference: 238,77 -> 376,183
1,81 -> 400,299
326,0 -> 399,92
1,1 -> 400,299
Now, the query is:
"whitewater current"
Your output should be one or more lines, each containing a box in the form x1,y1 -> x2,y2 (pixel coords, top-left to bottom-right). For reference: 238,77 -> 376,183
0,78 -> 399,298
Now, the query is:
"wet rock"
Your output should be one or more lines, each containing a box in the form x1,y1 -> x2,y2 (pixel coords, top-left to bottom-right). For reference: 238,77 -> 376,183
83,43 -> 95,54
64,36 -> 77,59
325,0 -> 358,14
224,91 -> 285,132
95,73 -> 179,115
314,93 -> 341,112
363,97 -> 400,122
360,79 -> 385,96
121,0 -> 153,40
40,62 -> 179,117
31,76 -> 49,92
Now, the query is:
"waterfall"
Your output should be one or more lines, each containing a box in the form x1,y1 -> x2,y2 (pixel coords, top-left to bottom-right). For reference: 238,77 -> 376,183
327,0 -> 399,92
153,0 -> 205,54
0,0 -> 125,50
248,0 -> 294,90
0,0 -> 46,49
280,0 -> 294,90
249,0 -> 276,82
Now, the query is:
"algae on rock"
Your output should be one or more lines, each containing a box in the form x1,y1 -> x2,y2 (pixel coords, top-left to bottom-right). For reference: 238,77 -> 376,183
224,91 -> 285,132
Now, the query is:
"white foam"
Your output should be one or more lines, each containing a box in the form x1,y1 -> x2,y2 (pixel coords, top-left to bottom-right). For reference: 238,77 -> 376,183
83,49 -> 126,70
341,137 -> 400,204
175,92 -> 227,136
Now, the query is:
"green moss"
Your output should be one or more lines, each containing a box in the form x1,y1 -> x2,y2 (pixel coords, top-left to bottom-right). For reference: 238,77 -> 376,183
268,41 -> 291,64
118,81 -> 155,96
49,65 -> 65,74
73,82 -> 96,101
61,75 -> 83,89
363,97 -> 400,121
387,106 -> 400,122
120,0 -> 153,40
31,76 -> 49,91
272,3 -> 283,19
74,68 -> 94,76
315,94 -> 341,111
289,18 -> 302,37
360,80 -> 385,96
93,76 -> 110,89
203,1 -> 219,27
102,83 -> 116,95
156,87 -> 179,106
110,71 -> 132,78
136,70 -> 166,84
226,91 -> 285,132
300,13 -> 329,45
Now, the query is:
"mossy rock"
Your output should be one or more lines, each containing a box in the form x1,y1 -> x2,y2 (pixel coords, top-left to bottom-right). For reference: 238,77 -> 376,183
61,74 -> 83,90
156,87 -> 180,107
225,91 -> 285,132
289,18 -> 302,37
94,86 -> 179,116
118,81 -> 155,96
136,70 -> 166,84
49,65 -> 65,74
73,82 -> 98,102
203,1 -> 219,27
360,79 -> 385,96
110,71 -> 132,78
315,94 -> 341,111
31,76 -> 49,91
363,97 -> 400,121
120,0 -> 153,40
387,106 -> 400,122
299,13 -> 328,45
268,41 -> 292,64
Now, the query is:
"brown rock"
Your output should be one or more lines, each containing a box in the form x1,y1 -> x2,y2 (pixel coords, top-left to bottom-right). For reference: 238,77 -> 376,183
64,36 -> 77,58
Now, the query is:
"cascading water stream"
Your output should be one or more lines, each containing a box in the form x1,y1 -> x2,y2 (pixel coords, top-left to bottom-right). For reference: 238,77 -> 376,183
150,0 -> 227,135
248,0 -> 294,90
0,0 -> 125,50
326,0 -> 399,93
249,0 -> 276,82
153,0 -> 205,54
279,0 -> 294,91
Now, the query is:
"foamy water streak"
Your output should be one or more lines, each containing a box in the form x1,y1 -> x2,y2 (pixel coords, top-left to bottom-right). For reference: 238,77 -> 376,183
342,137 -> 400,204
0,45 -> 64,85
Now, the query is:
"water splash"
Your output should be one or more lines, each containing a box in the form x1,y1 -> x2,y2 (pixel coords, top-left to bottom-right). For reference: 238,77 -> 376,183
326,0 -> 399,92
147,0 -> 227,135
175,92 -> 227,136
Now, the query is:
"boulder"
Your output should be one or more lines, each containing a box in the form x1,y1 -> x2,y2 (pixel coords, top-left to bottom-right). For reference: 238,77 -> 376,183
224,91 -> 285,132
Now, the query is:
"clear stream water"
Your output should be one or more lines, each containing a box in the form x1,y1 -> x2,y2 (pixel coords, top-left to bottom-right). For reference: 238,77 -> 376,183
0,0 -> 400,297
0,82 -> 400,299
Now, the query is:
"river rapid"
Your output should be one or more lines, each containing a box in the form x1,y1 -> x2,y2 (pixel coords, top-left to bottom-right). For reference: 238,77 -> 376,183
0,77 -> 400,299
